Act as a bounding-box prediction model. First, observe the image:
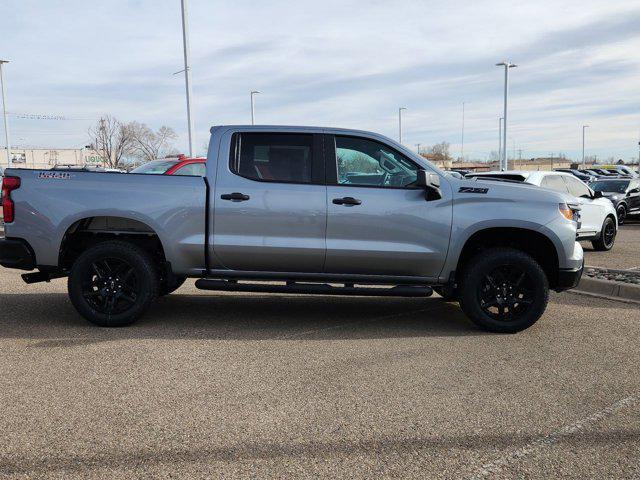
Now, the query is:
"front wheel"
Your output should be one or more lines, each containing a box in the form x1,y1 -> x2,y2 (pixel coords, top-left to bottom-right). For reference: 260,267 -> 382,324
616,204 -> 627,226
591,216 -> 617,251
68,241 -> 159,327
458,248 -> 549,333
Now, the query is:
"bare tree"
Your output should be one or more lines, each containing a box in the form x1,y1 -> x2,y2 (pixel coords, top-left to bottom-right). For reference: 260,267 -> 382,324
87,115 -> 134,169
128,122 -> 178,162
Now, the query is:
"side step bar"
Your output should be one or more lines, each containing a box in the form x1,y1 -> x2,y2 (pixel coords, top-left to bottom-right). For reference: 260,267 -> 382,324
195,279 -> 433,297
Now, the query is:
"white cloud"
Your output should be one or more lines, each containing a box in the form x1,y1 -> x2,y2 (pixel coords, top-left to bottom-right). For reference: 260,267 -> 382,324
2,0 -> 640,160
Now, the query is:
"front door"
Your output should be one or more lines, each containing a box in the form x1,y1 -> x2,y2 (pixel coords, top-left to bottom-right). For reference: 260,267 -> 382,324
323,134 -> 452,278
560,175 -> 603,235
212,131 -> 326,272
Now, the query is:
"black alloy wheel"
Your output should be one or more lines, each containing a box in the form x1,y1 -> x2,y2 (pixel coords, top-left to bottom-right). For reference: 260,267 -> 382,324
82,257 -> 139,315
616,204 -> 627,225
478,264 -> 535,322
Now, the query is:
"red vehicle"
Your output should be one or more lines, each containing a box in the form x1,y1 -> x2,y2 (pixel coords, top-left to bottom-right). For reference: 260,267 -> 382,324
130,155 -> 206,176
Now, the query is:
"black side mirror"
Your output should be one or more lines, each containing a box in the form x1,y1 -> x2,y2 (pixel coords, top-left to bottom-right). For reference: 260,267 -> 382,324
592,190 -> 603,199
629,188 -> 640,194
416,170 -> 442,201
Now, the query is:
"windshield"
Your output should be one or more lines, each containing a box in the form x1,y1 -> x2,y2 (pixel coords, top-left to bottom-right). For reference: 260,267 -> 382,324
591,180 -> 629,193
130,159 -> 179,174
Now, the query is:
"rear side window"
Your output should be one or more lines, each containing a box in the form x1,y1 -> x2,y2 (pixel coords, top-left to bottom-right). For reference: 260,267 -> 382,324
541,175 -> 569,193
230,133 -> 314,184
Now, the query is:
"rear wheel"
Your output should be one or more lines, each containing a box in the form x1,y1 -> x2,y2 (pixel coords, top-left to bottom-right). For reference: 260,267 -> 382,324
68,241 -> 159,327
591,216 -> 617,251
459,248 -> 549,333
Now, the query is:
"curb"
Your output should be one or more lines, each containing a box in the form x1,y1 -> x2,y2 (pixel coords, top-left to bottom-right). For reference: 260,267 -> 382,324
574,276 -> 640,303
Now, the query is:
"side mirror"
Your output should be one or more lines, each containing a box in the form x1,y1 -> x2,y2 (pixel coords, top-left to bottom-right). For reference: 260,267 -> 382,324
629,188 -> 640,194
416,170 -> 442,201
592,190 -> 603,199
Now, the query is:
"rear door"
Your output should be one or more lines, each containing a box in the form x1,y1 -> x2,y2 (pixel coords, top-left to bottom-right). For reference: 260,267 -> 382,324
323,134 -> 452,278
212,131 -> 326,272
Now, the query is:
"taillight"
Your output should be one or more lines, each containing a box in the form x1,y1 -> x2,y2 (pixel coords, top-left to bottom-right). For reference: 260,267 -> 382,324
1,176 -> 20,223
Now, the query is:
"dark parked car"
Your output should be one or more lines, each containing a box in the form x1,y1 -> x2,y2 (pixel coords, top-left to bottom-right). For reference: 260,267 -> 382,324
590,178 -> 640,224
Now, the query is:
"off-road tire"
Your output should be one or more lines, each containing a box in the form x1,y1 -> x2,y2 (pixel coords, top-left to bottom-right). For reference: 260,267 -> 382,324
68,241 -> 159,327
458,248 -> 549,333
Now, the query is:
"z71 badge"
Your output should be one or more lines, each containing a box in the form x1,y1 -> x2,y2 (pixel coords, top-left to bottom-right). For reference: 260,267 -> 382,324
459,187 -> 489,194
38,172 -> 71,180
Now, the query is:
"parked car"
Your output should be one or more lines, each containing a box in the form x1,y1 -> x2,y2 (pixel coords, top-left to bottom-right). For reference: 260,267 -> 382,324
590,178 -> 640,224
0,126 -> 584,333
130,155 -> 206,176
600,165 -> 638,178
468,170 -> 617,250
554,168 -> 596,183
585,168 -> 621,177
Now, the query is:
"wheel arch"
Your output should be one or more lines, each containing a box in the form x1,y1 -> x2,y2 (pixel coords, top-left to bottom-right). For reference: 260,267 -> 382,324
454,227 -> 560,289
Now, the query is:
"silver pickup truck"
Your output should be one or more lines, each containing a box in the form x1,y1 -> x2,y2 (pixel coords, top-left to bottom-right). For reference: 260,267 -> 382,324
0,126 -> 584,332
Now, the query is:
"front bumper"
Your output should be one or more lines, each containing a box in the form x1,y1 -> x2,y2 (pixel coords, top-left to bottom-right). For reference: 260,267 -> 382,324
0,238 -> 36,270
556,262 -> 584,292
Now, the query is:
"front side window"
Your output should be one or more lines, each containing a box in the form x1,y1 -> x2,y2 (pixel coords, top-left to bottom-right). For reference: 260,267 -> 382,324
562,175 -> 591,198
335,136 -> 418,188
230,133 -> 314,184
541,175 -> 569,194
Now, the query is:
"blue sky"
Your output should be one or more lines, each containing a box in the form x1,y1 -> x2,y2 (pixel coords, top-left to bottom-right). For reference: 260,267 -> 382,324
3,0 -> 640,161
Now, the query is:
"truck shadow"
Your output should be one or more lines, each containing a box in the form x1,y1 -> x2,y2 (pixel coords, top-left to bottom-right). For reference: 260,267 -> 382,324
0,292 -> 485,347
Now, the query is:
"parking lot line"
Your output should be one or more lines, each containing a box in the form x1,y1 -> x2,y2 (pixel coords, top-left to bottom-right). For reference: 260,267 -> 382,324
469,394 -> 639,479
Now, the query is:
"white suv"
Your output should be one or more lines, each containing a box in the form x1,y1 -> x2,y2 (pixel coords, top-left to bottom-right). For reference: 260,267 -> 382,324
470,170 -> 618,251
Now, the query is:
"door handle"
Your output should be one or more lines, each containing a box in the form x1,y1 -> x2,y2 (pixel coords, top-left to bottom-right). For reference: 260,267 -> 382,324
221,192 -> 250,201
332,196 -> 362,206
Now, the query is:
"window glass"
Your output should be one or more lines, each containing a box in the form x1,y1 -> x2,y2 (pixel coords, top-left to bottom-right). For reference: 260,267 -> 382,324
562,175 -> 591,198
174,163 -> 206,176
130,159 -> 179,174
230,133 -> 313,183
591,180 -> 629,194
335,136 -> 418,187
540,175 -> 569,193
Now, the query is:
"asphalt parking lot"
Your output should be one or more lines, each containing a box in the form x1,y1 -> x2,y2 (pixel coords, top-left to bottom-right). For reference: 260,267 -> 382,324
582,219 -> 640,270
1,259 -> 639,478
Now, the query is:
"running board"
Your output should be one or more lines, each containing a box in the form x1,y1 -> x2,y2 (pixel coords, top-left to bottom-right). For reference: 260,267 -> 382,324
195,279 -> 433,297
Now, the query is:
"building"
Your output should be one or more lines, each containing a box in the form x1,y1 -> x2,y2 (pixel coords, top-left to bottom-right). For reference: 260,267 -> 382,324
3,147 -> 105,170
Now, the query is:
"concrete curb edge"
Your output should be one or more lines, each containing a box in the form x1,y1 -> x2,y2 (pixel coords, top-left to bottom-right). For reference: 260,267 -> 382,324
574,276 -> 640,303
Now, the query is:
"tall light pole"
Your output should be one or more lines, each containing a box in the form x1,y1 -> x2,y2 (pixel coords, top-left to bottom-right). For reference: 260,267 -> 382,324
415,143 -> 421,155
581,125 -> 589,165
398,107 -> 407,144
250,91 -> 260,125
461,101 -> 465,160
496,61 -> 517,171
498,117 -> 503,169
0,60 -> 10,167
179,0 -> 195,157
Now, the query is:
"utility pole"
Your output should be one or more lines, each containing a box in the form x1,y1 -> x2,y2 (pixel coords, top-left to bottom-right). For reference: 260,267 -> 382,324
415,143 -> 421,155
496,61 -> 517,171
461,101 -> 465,160
581,125 -> 589,166
250,90 -> 260,125
179,0 -> 195,157
398,107 -> 407,144
0,60 -> 11,167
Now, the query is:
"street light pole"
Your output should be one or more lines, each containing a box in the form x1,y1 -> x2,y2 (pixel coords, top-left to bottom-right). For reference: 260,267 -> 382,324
415,143 -> 421,155
581,125 -> 589,166
496,61 -> 517,171
250,91 -> 260,125
398,107 -> 406,144
498,117 -> 503,169
179,0 -> 195,157
461,101 -> 465,160
0,60 -> 11,168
